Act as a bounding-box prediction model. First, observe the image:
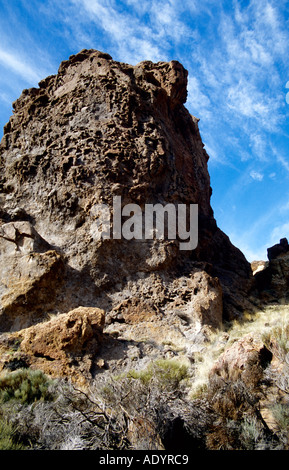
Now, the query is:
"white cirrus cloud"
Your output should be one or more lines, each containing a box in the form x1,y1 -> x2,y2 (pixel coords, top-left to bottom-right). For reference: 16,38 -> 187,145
0,47 -> 43,84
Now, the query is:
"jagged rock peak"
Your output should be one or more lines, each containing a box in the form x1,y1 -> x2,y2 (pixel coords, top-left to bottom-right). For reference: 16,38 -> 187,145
12,49 -> 189,113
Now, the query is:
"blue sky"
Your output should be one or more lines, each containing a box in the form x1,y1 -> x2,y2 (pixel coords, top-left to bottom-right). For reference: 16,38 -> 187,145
0,0 -> 289,262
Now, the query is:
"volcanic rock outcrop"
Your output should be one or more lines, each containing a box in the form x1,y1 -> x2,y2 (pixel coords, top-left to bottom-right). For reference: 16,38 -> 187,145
0,49 -> 254,377
254,238 -> 289,303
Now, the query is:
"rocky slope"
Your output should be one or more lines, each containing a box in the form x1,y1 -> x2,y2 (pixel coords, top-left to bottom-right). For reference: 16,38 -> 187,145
0,49 -> 254,382
0,49 -> 289,451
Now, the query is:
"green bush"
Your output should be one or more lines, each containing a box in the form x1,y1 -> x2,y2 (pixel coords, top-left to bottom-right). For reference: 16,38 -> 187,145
0,418 -> 25,450
0,369 -> 54,404
271,403 -> 289,431
127,359 -> 189,390
240,415 -> 264,450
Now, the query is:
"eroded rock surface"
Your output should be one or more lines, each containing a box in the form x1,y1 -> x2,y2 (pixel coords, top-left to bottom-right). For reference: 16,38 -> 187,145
6,307 -> 105,382
0,221 -> 65,331
0,49 -> 255,377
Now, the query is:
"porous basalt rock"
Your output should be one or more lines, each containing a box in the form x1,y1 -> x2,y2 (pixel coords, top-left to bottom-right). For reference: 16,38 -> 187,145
0,49 -> 253,343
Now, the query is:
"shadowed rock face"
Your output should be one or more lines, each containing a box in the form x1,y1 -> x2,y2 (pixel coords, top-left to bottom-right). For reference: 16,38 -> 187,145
254,238 -> 289,303
0,49 -> 253,335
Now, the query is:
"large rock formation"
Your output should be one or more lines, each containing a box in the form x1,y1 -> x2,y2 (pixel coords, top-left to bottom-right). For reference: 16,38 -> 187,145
254,238 -> 289,303
0,50 -> 254,377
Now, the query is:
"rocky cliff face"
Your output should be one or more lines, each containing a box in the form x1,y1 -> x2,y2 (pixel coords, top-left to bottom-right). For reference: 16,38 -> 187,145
0,50 -> 254,380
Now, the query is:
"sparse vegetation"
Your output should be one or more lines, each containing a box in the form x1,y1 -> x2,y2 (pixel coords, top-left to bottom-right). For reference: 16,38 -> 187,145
262,321 -> 289,361
126,358 -> 190,390
0,305 -> 289,450
0,418 -> 25,450
0,369 -> 54,404
271,402 -> 289,430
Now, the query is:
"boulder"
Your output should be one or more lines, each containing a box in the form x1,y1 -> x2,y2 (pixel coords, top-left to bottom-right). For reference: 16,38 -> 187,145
11,306 -> 105,382
210,334 -> 273,386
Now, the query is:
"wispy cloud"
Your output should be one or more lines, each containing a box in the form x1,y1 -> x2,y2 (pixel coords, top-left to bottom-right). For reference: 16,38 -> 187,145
277,154 -> 289,173
271,147 -> 289,174
0,91 -> 13,105
227,81 -> 281,131
63,0 -> 199,64
187,76 -> 212,120
270,222 -> 289,246
184,0 -> 289,197
69,0 -> 167,63
0,47 -> 42,84
249,133 -> 268,161
250,170 -> 264,181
